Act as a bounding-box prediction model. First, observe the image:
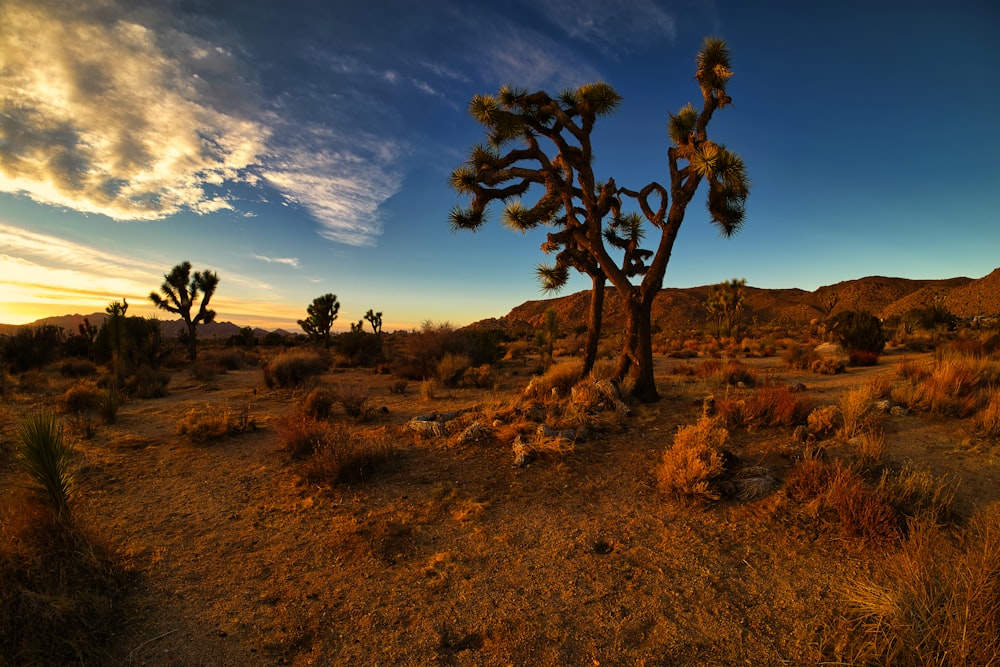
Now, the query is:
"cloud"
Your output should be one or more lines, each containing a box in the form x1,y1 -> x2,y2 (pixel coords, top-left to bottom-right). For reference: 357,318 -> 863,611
260,128 -> 402,247
530,0 -> 678,54
252,254 -> 300,268
0,0 -> 269,221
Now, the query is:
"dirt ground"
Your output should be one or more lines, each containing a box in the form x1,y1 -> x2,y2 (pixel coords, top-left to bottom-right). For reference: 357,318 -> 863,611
3,346 -> 999,666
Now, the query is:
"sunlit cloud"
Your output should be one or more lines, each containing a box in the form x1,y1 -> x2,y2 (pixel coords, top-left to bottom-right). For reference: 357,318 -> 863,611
252,254 -> 300,268
0,0 -> 268,221
0,0 -> 403,248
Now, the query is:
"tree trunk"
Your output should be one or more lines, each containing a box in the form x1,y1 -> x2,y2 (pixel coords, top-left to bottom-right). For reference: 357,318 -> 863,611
582,276 -> 605,377
186,321 -> 198,362
615,292 -> 659,403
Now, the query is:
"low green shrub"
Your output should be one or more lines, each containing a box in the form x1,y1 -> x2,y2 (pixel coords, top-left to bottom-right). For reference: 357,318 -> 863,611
16,412 -> 74,517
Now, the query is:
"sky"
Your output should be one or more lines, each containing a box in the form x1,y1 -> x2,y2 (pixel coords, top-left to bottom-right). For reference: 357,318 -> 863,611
1,0 -> 998,331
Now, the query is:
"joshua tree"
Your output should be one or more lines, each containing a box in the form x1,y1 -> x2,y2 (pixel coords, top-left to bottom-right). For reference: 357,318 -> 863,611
149,262 -> 219,362
705,277 -> 747,338
364,309 -> 383,336
450,37 -> 749,402
298,293 -> 340,347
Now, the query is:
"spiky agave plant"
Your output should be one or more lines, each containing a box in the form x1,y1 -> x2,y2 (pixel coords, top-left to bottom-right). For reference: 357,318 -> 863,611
17,411 -> 75,517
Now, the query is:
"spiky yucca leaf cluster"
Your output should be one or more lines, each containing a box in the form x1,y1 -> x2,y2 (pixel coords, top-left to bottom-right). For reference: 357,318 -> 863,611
17,412 -> 74,517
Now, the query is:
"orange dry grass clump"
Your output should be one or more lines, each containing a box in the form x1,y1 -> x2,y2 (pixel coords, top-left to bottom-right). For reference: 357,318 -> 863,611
657,415 -> 727,505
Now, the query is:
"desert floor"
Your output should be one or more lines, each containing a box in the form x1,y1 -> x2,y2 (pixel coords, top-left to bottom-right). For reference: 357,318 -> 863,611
3,347 -> 999,666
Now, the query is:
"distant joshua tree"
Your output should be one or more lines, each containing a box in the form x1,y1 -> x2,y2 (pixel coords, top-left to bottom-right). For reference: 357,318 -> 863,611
364,309 -> 383,336
705,278 -> 747,338
149,262 -> 219,362
449,37 -> 749,402
298,294 -> 340,347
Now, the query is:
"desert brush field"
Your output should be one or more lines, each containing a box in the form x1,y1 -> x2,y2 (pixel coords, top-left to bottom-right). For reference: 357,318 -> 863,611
2,327 -> 1000,666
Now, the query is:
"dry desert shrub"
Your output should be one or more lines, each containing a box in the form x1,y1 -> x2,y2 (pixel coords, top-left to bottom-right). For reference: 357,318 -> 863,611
784,455 -> 834,503
278,414 -> 331,458
523,362 -> 583,400
850,426 -> 887,467
334,384 -> 376,421
301,386 -> 336,419
388,379 -> 409,395
176,404 -> 254,443
657,415 -> 727,506
825,462 -> 902,542
715,383 -> 811,430
59,359 -> 97,378
876,461 -> 957,524
61,381 -> 102,414
838,384 -> 881,440
436,352 -> 472,387
127,365 -> 170,398
263,351 -> 327,388
807,404 -> 841,437
838,506 -> 1000,666
300,423 -> 394,484
974,387 -> 1000,436
783,344 -> 821,371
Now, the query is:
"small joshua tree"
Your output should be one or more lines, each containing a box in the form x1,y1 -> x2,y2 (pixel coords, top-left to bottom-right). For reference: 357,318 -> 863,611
149,262 -> 219,363
364,309 -> 383,335
298,294 -> 340,348
705,277 -> 747,338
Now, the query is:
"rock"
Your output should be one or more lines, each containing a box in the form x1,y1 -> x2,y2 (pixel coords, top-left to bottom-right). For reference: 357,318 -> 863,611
890,405 -> 910,417
406,419 -> 445,437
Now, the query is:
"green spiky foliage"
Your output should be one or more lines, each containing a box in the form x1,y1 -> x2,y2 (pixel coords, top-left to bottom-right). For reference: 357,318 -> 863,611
449,37 -> 749,402
17,412 -> 74,518
298,294 -> 340,348
149,261 -> 219,363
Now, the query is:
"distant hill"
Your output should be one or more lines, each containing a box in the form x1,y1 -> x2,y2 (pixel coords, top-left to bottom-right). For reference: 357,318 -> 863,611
497,269 -> 1000,334
0,312 -> 296,339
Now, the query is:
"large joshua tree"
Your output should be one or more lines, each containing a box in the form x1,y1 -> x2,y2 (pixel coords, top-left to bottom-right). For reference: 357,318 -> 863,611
149,261 -> 219,363
449,37 -> 749,402
298,293 -> 340,348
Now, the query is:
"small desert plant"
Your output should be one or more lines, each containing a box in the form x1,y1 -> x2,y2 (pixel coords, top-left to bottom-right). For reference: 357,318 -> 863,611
301,423 -> 394,484
191,358 -> 221,382
657,416 -> 727,506
388,379 -> 409,395
420,379 -> 436,401
839,384 -> 880,440
61,381 -> 102,414
127,365 -> 170,398
825,462 -> 901,542
974,387 -> 1000,436
807,405 -> 841,437
98,384 -> 122,423
850,426 -> 887,467
810,357 -> 846,375
263,351 -> 327,388
783,344 -> 821,371
176,404 -> 254,443
335,384 -> 375,421
60,359 -> 97,378
16,412 -> 74,517
461,363 -> 496,389
524,362 -> 583,400
877,461 -> 957,523
437,352 -> 472,387
715,383 -> 811,429
301,386 -> 336,419
278,414 -> 331,458
784,455 -> 834,503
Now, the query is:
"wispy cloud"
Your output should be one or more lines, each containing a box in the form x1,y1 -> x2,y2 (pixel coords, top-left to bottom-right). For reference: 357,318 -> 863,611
252,254 -> 300,268
530,0 -> 678,54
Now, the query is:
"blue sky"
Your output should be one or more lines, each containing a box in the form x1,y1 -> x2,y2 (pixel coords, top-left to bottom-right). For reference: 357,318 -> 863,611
1,0 -> 997,330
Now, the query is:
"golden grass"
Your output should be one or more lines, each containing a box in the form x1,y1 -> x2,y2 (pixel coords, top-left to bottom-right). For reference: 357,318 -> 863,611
657,415 -> 727,506
838,506 -> 1000,665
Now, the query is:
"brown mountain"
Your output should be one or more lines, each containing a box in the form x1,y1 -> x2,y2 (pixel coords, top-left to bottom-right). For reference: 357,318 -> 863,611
499,270 -> 999,334
0,313 -> 287,339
